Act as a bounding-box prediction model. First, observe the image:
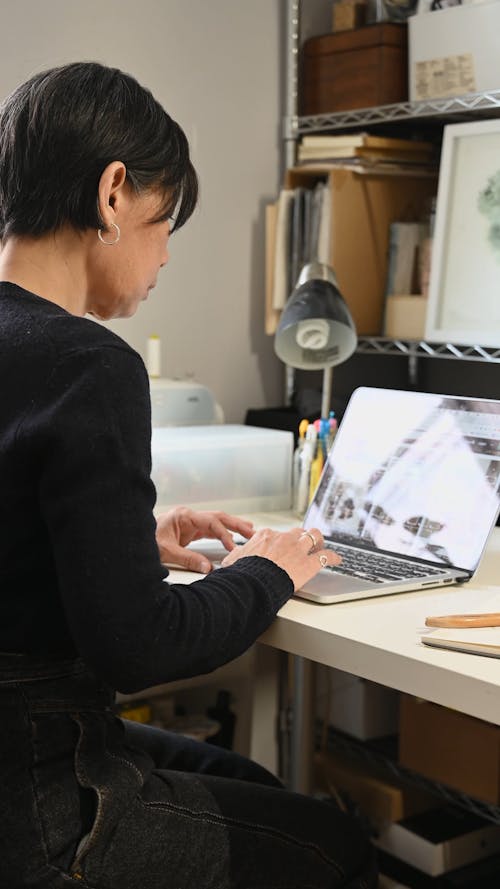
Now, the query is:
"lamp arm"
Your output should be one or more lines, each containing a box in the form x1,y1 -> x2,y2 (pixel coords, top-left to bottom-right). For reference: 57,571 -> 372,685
321,366 -> 333,420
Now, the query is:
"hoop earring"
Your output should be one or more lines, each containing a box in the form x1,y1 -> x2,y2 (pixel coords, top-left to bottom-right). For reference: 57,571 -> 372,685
97,222 -> 120,245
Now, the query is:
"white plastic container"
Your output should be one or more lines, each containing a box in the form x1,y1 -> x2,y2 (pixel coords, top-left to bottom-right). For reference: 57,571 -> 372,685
151,424 -> 293,512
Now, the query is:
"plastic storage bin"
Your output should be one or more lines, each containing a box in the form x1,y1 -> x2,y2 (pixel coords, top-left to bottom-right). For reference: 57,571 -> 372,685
151,424 -> 293,512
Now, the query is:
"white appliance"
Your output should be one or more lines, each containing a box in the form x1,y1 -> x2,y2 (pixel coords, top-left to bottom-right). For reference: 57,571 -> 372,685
149,378 -> 223,427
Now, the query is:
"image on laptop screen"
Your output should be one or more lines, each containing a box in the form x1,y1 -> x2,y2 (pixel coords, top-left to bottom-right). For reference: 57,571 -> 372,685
306,388 -> 500,574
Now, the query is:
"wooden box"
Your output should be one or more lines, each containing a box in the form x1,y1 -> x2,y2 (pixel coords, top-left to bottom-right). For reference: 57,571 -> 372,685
301,23 -> 408,115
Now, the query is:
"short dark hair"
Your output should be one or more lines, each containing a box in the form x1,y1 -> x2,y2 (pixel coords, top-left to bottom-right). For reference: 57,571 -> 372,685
0,61 -> 198,239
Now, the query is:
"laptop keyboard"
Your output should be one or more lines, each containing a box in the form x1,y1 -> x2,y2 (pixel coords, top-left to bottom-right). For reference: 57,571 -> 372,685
325,542 -> 447,584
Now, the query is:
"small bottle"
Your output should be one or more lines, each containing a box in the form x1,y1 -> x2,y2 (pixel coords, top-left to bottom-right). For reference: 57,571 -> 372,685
146,334 -> 161,378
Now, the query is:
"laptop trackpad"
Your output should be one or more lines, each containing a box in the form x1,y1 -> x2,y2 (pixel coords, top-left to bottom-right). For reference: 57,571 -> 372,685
298,569 -> 384,603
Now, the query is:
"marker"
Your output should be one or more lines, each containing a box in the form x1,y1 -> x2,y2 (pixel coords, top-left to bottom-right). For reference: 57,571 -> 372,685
296,424 -> 316,516
309,437 -> 324,502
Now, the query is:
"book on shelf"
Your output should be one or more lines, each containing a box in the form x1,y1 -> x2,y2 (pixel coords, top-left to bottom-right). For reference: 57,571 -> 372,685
299,135 -> 434,162
385,222 -> 427,297
290,186 -> 305,289
300,133 -> 433,152
297,145 -> 432,163
268,181 -> 331,321
422,626 -> 500,659
292,159 -> 438,179
271,188 -> 294,311
264,202 -> 280,335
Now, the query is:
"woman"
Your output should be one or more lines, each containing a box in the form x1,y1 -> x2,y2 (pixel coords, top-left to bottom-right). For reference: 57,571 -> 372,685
0,62 -> 377,888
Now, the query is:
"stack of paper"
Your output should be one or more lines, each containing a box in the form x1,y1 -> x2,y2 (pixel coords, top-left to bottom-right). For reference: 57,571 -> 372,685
297,133 -> 436,171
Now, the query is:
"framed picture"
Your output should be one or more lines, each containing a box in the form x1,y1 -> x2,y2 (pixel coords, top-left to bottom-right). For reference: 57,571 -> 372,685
425,119 -> 500,346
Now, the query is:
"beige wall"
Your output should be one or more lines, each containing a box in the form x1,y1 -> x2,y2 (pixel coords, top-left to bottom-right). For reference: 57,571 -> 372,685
0,0 -> 284,422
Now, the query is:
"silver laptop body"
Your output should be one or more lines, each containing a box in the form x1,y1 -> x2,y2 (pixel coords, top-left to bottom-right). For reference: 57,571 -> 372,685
298,387 -> 500,604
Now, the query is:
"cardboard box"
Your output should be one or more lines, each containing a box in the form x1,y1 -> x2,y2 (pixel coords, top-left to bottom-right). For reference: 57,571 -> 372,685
314,749 -> 437,823
409,1 -> 500,101
384,295 -> 428,339
332,1 -> 367,33
399,695 -> 500,805
301,23 -> 408,115
285,167 -> 437,335
375,806 -> 500,876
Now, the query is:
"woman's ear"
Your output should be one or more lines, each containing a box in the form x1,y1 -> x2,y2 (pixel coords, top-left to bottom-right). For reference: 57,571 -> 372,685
97,161 -> 127,230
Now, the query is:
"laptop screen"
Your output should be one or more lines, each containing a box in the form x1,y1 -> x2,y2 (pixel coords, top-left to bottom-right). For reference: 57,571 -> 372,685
305,388 -> 500,573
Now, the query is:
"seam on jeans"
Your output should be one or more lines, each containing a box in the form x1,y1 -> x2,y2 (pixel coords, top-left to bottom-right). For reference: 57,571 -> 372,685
69,714 -> 144,878
137,798 -> 345,879
70,714 -> 109,875
106,748 -> 144,784
34,861 -> 101,889
19,688 -> 52,869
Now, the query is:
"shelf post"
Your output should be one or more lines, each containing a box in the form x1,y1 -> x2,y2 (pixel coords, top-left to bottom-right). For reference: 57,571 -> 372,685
284,0 -> 300,170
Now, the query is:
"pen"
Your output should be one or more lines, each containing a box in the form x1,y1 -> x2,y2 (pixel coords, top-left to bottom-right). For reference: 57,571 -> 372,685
425,612 -> 500,628
319,417 -> 330,458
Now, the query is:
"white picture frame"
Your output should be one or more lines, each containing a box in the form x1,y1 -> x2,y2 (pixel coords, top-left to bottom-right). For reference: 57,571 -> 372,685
425,119 -> 500,346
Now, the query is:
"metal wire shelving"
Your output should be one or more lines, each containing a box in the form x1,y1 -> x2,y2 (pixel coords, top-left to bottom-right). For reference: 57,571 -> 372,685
287,90 -> 500,138
322,725 -> 500,825
354,338 -> 500,386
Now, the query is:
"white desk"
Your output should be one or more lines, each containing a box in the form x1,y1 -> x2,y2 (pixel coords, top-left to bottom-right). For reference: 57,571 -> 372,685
169,513 -> 500,790
261,523 -> 500,726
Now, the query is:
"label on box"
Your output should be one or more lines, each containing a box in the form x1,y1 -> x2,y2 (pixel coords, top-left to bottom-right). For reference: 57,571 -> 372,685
414,53 -> 476,100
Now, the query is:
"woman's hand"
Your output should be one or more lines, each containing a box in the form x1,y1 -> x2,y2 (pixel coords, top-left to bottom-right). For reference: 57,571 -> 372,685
155,506 -> 254,573
220,526 -> 341,592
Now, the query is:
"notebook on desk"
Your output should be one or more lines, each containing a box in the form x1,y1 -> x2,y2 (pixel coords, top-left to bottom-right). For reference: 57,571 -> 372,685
297,387 -> 500,604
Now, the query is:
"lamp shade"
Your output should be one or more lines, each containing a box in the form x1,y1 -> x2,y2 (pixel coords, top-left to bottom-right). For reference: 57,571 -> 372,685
274,262 -> 357,371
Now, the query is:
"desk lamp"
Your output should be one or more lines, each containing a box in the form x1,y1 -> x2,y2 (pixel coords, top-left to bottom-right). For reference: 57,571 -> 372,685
274,262 -> 357,418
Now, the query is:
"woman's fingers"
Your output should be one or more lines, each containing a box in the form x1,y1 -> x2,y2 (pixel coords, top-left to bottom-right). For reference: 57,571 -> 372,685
220,526 -> 341,592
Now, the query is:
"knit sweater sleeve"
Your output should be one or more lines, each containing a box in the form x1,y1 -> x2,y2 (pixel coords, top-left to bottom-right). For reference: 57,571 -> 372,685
21,344 -> 293,693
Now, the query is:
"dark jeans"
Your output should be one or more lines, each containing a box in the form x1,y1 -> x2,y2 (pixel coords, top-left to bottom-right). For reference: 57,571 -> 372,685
0,653 -> 377,889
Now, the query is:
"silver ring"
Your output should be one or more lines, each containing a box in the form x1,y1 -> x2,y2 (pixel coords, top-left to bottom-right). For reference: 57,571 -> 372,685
301,530 -> 317,549
319,554 -> 328,568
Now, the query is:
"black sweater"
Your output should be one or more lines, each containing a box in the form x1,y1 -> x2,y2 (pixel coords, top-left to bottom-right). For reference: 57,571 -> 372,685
0,283 -> 293,693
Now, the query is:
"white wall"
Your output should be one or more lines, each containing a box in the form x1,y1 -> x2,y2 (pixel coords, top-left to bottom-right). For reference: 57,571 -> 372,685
0,0 -> 285,422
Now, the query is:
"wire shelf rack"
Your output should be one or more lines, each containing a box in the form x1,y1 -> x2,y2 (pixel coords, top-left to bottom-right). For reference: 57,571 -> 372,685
321,725 -> 500,825
355,337 -> 500,364
287,90 -> 500,137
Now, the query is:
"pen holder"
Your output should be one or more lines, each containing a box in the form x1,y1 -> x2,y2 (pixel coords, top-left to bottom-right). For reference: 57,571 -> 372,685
293,422 -> 336,517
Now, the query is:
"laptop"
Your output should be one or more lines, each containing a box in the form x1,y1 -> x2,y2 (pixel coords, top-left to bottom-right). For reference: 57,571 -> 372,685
299,387 -> 500,604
